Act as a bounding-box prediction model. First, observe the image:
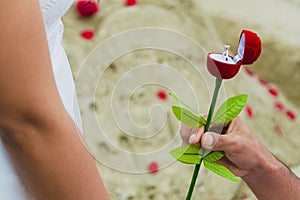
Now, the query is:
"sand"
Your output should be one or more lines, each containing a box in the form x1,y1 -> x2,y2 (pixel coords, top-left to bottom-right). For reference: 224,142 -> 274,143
62,0 -> 300,199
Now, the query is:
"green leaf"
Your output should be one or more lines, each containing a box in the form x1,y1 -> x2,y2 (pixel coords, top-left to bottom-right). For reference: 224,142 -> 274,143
168,91 -> 198,114
204,151 -> 225,162
172,106 -> 206,128
170,145 -> 202,164
203,160 -> 239,182
212,94 -> 248,124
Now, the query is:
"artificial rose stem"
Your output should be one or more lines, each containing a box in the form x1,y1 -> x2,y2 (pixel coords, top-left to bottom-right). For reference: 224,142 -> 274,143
186,78 -> 223,200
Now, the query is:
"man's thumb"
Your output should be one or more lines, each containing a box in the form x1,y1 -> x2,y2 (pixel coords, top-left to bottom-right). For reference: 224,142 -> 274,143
201,132 -> 226,151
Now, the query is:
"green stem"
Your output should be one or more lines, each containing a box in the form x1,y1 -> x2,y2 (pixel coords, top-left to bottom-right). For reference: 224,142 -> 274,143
186,159 -> 202,200
204,78 -> 223,132
185,78 -> 223,200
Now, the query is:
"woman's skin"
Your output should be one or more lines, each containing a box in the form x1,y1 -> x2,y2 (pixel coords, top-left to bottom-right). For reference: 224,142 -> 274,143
181,117 -> 300,199
0,1 -> 109,199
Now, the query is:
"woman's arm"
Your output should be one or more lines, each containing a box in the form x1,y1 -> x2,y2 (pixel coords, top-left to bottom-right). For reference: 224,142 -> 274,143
181,118 -> 300,199
0,1 -> 109,199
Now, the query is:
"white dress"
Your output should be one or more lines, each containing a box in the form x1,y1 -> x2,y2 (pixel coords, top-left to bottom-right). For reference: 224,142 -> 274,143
0,0 -> 82,199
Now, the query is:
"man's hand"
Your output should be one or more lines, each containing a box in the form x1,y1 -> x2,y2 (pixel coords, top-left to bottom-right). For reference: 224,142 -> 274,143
180,117 -> 300,199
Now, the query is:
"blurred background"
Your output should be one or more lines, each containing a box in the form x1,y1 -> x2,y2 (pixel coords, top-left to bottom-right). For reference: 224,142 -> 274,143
62,0 -> 300,199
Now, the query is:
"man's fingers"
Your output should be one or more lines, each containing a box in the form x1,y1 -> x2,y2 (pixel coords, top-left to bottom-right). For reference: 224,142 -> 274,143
180,124 -> 193,144
180,124 -> 200,145
188,126 -> 204,144
180,124 -> 206,145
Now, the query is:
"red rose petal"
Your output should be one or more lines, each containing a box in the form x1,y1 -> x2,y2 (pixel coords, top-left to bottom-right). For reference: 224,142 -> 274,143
157,90 -> 168,101
274,125 -> 284,137
241,193 -> 249,200
268,88 -> 279,97
244,68 -> 254,76
286,110 -> 296,121
76,0 -> 99,17
245,105 -> 253,118
148,162 -> 159,174
258,77 -> 268,86
274,102 -> 284,112
125,0 -> 137,6
80,30 -> 95,40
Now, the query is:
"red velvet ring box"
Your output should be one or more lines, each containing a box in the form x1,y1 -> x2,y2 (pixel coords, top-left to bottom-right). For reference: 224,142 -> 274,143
207,30 -> 262,79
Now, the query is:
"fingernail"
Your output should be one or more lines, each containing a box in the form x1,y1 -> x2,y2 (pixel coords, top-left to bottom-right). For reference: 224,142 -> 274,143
188,134 -> 197,144
204,134 -> 214,147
